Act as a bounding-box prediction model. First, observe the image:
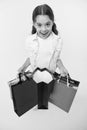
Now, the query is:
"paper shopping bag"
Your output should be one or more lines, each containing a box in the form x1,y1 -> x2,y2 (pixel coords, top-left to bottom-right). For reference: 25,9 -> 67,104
49,73 -> 80,112
8,73 -> 37,116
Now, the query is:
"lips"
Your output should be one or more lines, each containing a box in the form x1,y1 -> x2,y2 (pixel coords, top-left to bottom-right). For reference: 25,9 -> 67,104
40,32 -> 49,36
38,31 -> 51,39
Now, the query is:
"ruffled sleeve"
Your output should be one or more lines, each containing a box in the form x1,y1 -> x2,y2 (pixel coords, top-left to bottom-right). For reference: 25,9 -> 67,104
25,36 -> 34,57
24,35 -> 38,71
55,34 -> 63,52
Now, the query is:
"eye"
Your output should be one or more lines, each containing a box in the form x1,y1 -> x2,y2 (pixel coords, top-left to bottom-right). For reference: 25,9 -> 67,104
37,23 -> 42,27
46,22 -> 51,27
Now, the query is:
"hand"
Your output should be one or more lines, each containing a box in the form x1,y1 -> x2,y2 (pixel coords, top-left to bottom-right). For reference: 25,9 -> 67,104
17,69 -> 26,81
18,67 -> 25,74
59,67 -> 68,77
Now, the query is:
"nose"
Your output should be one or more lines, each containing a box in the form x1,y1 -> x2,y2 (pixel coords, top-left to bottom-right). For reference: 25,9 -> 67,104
41,26 -> 47,32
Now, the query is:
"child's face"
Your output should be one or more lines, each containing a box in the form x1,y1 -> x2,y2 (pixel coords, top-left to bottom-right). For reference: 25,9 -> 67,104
33,15 -> 53,39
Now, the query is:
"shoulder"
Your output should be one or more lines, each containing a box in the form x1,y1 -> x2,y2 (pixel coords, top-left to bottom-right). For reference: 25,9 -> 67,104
25,33 -> 38,50
52,32 -> 63,50
52,32 -> 62,45
52,32 -> 62,41
26,33 -> 37,43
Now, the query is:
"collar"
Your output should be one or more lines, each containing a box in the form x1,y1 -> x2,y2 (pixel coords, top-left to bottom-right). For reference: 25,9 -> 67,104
31,32 -> 56,41
31,33 -> 38,41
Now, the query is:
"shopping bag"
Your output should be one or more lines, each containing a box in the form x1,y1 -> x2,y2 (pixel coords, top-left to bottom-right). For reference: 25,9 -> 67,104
33,68 -> 55,108
49,73 -> 80,112
8,72 -> 37,116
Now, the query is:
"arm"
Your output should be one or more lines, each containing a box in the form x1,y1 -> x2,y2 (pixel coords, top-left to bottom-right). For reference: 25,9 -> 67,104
49,35 -> 68,75
48,50 -> 60,73
49,51 -> 68,76
18,57 -> 30,73
56,59 -> 68,76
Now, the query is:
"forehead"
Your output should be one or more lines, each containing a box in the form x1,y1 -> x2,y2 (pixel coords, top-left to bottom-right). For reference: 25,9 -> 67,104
35,15 -> 52,23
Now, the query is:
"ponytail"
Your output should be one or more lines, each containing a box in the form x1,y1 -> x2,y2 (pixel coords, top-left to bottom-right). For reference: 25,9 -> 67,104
52,23 -> 58,35
31,25 -> 36,34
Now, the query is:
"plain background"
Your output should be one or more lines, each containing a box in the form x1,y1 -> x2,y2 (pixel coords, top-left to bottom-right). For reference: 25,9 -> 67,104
0,0 -> 87,130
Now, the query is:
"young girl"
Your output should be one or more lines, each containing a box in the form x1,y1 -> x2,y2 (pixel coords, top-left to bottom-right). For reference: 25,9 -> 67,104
18,4 -> 68,109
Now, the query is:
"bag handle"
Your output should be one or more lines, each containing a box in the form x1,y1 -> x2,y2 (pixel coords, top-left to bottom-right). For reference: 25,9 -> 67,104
23,68 -> 79,88
18,72 -> 30,83
56,73 -> 71,87
66,74 -> 70,87
18,68 -> 71,86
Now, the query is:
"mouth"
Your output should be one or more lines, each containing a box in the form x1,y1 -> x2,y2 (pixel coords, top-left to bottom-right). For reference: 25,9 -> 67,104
40,32 -> 49,36
38,31 -> 51,39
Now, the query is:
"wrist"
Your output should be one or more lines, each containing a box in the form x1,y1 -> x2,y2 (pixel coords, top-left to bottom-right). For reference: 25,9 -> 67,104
18,66 -> 25,74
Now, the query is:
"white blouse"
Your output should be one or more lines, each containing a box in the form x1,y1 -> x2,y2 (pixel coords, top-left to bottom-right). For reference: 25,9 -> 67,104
25,32 -> 63,83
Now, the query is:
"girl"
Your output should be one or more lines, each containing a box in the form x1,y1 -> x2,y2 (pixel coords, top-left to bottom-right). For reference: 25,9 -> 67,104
18,4 -> 68,109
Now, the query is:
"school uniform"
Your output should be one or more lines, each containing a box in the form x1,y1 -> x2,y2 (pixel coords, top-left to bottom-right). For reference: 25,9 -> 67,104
25,32 -> 63,109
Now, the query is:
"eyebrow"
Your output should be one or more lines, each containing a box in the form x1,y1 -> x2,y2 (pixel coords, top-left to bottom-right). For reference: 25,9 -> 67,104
37,23 -> 42,25
37,21 -> 51,25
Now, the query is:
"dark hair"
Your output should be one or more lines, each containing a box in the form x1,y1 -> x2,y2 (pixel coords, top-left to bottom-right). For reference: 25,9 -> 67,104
31,4 -> 58,35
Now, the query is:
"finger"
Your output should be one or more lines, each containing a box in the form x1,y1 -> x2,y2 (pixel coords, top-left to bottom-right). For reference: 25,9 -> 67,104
60,73 -> 65,77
